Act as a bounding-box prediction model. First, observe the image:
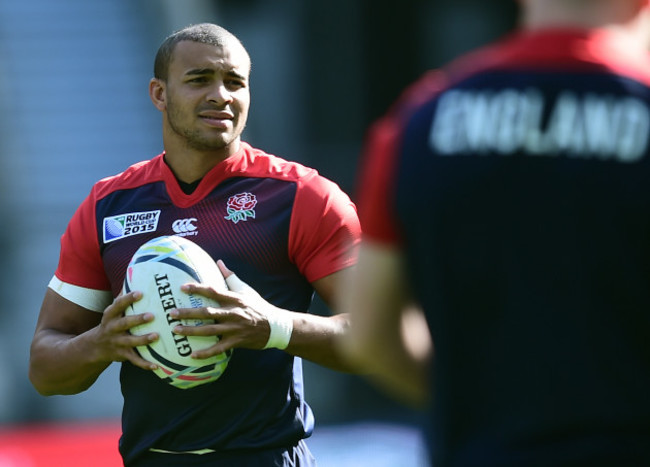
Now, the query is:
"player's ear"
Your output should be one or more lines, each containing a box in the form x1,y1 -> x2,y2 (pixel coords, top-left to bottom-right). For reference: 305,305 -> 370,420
149,78 -> 167,111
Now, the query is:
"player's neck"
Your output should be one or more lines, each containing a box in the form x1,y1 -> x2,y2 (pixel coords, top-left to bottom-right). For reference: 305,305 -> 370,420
163,140 -> 241,184
521,2 -> 650,58
521,0 -> 607,26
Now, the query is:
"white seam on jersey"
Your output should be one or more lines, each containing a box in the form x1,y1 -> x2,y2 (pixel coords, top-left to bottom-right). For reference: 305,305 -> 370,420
48,276 -> 113,313
149,448 -> 216,455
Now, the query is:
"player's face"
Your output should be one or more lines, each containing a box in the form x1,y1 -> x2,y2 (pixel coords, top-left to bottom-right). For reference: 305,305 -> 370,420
162,40 -> 251,155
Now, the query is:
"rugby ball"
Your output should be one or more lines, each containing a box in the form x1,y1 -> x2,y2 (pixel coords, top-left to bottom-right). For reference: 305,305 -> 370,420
123,235 -> 231,389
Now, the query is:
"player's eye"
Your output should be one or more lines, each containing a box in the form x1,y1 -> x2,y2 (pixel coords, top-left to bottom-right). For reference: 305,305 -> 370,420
225,79 -> 245,89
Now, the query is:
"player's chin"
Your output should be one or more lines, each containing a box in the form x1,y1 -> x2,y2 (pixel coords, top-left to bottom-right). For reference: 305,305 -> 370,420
203,138 -> 240,154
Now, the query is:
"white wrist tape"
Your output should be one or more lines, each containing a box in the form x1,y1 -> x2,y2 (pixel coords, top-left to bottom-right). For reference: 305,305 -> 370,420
263,312 -> 293,350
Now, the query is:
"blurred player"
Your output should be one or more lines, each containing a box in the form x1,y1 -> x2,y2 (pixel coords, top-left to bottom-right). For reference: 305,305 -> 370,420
340,0 -> 650,465
29,23 -> 360,466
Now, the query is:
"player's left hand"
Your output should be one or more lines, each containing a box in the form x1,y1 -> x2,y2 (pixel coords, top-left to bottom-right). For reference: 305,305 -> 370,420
170,260 -> 287,358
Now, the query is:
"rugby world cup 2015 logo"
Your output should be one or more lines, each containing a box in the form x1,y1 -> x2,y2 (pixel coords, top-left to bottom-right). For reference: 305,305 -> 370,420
103,210 -> 161,243
224,192 -> 257,224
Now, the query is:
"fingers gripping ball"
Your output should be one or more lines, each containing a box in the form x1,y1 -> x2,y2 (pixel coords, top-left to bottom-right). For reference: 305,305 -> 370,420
123,235 -> 231,389
221,265 -> 293,350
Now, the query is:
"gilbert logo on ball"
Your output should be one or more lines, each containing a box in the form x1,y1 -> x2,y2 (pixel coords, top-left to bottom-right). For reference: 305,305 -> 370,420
123,235 -> 231,389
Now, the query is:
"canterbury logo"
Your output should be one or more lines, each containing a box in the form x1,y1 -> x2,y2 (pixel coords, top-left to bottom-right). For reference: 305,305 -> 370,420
172,218 -> 198,236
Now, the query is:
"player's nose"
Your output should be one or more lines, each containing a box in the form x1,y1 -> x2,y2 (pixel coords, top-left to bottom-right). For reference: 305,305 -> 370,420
207,82 -> 233,106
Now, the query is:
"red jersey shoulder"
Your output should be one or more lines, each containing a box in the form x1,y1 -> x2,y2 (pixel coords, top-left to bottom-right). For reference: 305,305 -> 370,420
93,154 -> 165,201
242,144 -> 351,206
235,144 -> 318,183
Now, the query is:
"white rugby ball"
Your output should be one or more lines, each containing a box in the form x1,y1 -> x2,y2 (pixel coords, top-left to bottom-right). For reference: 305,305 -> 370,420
123,235 -> 231,389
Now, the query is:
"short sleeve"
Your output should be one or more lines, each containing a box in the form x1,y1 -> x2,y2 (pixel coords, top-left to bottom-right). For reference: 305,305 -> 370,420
288,172 -> 361,283
54,187 -> 111,291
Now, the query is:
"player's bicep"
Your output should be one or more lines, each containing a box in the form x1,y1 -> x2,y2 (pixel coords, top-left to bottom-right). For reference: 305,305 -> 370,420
312,268 -> 348,310
35,288 -> 102,337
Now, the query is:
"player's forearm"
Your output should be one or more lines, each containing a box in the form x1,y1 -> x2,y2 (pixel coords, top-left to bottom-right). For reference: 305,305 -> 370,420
373,342 -> 430,407
343,331 -> 430,407
29,328 -> 109,396
285,312 -> 358,372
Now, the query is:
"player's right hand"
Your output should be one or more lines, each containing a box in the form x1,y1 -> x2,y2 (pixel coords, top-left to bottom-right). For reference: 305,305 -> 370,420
95,291 -> 159,370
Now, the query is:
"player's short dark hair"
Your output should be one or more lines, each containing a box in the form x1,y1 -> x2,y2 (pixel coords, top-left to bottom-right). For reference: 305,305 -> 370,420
153,23 -> 246,81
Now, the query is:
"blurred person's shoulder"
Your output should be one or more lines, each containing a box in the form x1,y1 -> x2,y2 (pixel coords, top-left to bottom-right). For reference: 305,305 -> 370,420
444,29 -> 650,86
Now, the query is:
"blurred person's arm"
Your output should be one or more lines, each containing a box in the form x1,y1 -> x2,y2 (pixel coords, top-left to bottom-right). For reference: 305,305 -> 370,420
29,289 -> 158,395
338,241 -> 432,407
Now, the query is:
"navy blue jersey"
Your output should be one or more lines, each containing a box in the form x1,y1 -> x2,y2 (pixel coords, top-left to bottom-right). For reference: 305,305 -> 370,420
358,29 -> 650,466
52,143 -> 360,465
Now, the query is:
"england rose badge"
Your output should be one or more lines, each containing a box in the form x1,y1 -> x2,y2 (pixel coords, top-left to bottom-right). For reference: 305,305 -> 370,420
224,192 -> 257,224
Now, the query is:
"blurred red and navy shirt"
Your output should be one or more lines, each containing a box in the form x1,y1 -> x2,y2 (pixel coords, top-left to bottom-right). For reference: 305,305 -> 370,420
358,29 -> 650,467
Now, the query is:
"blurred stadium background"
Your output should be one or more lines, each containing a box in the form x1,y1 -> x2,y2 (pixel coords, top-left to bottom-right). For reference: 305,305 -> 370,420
0,0 -> 516,465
